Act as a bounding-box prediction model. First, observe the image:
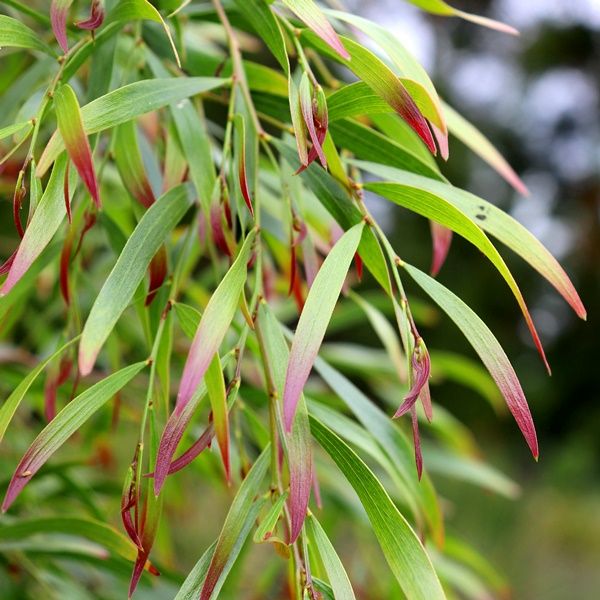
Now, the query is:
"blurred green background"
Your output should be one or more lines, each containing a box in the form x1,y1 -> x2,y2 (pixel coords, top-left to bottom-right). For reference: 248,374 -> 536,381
347,0 -> 600,597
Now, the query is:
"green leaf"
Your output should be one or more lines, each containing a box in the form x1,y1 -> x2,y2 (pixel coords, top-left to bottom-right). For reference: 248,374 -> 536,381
37,78 -> 227,176
78,185 -> 193,376
283,223 -> 364,431
352,160 -> 586,320
403,0 -> 519,35
205,353 -> 230,480
106,0 -> 180,66
174,302 -> 201,339
253,492 -> 288,544
0,337 -> 78,443
306,514 -> 356,600
233,0 -> 288,71
2,361 -> 147,511
0,516 -> 140,563
310,417 -> 446,600
1,153 -> 76,296
402,262 -> 538,458
0,14 -> 54,55
364,180 -> 549,371
310,355 -> 443,544
0,120 -> 31,141
199,448 -> 270,600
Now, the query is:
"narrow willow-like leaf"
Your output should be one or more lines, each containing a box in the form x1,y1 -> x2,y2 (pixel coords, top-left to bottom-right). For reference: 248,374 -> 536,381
1,154 -> 75,296
283,222 -> 364,431
54,84 -> 100,208
199,448 -> 269,600
442,100 -> 528,195
353,161 -> 586,320
0,121 -> 32,141
326,9 -> 446,132
37,78 -> 227,176
205,353 -> 230,481
2,361 -> 147,511
403,0 -> 519,35
233,0 -> 288,71
257,302 -> 313,544
253,492 -> 288,544
310,417 -> 446,600
0,15 -> 54,54
283,0 -> 349,60
0,337 -> 78,443
50,0 -> 73,52
306,514 -> 356,600
289,73 -> 309,167
106,0 -> 180,66
403,263 -> 538,458
76,0 -> 105,30
0,516 -> 141,564
176,230 -> 256,412
113,120 -> 155,208
365,182 -> 549,371
301,31 -> 435,153
78,185 -> 192,375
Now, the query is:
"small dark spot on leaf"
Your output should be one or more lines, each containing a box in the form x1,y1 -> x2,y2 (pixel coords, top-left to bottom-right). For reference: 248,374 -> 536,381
476,214 -> 487,221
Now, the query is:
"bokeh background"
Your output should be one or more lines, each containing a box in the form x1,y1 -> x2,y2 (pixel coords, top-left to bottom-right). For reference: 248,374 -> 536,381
0,1 -> 598,598
344,0 -> 600,597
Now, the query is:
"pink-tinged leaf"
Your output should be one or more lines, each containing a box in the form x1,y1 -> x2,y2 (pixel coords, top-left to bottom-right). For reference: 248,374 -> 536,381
311,463 -> 322,509
175,230 -> 256,412
302,32 -> 436,154
199,449 -> 269,600
298,74 -> 327,169
233,114 -> 254,217
430,221 -> 453,276
43,357 -> 72,422
283,0 -> 349,60
283,222 -> 364,431
76,0 -> 105,30
54,85 -> 100,208
411,406 -> 423,480
1,154 -> 75,297
121,458 -> 143,550
288,397 -> 312,543
394,338 -> 431,419
153,394 -> 201,496
205,353 -> 230,482
113,120 -> 156,209
146,245 -> 167,306
2,361 -> 147,512
454,9 -> 519,36
432,123 -> 449,160
210,200 -> 232,257
51,0 -> 73,53
403,263 -> 538,459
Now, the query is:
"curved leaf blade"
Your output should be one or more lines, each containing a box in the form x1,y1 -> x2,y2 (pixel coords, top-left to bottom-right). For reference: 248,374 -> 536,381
283,222 -> 364,431
79,185 -> 192,376
310,417 -> 446,600
403,263 -> 538,458
0,14 -> 54,55
2,361 -> 147,511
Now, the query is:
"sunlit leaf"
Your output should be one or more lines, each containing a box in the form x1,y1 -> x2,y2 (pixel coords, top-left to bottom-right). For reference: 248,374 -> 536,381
0,15 -> 54,54
283,222 -> 364,431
